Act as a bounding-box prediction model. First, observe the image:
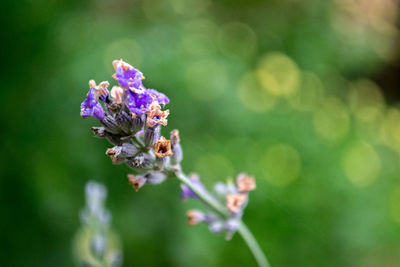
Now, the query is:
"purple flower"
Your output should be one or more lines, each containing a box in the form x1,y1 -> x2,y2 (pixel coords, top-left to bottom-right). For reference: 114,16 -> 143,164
125,90 -> 154,115
80,88 -> 105,120
112,60 -> 145,93
146,89 -> 170,107
181,174 -> 205,200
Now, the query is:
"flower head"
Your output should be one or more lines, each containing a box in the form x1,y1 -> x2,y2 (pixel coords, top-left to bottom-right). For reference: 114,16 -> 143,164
146,102 -> 170,127
236,173 -> 256,193
80,80 -> 109,120
226,193 -> 247,213
154,136 -> 173,158
112,59 -> 145,93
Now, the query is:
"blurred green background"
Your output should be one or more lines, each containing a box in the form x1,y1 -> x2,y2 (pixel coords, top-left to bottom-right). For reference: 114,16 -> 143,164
2,0 -> 400,266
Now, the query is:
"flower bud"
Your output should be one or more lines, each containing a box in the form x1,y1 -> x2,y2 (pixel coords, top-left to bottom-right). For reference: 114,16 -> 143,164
209,221 -> 225,233
91,126 -> 106,138
106,144 -> 139,164
146,172 -> 167,185
115,110 -> 133,134
131,114 -> 145,133
101,114 -> 121,134
186,210 -> 206,225
126,153 -> 154,171
144,126 -> 160,148
170,143 -> 182,165
106,147 -> 125,164
127,174 -> 147,192
213,180 -> 237,197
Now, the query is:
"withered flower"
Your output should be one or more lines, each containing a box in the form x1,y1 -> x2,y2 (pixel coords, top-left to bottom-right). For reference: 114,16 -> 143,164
146,102 -> 170,127
106,147 -> 124,164
186,210 -> 205,225
154,136 -> 173,158
110,86 -> 124,104
89,80 -> 110,100
236,173 -> 256,193
226,193 -> 247,213
127,174 -> 146,192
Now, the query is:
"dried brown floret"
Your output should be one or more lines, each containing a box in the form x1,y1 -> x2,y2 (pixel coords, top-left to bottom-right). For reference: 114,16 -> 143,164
154,136 -> 173,158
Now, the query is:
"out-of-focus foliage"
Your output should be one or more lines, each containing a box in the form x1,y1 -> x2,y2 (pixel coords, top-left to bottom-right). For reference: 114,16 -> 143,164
1,0 -> 400,266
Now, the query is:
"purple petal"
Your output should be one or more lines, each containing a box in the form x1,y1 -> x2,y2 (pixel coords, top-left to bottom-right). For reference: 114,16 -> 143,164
146,89 -> 170,106
114,63 -> 145,93
80,88 -> 105,120
125,90 -> 153,115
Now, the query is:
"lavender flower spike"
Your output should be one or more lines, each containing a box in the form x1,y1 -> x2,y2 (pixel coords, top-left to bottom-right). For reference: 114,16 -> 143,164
80,80 -> 109,120
81,59 -> 270,267
180,173 -> 206,200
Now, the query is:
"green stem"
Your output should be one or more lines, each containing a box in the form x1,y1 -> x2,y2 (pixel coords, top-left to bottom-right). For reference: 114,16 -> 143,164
173,171 -> 270,267
238,222 -> 270,267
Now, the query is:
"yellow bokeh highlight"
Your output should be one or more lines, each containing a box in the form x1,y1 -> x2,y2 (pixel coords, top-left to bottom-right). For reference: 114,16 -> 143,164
380,108 -> 400,151
313,96 -> 350,142
237,72 -> 276,112
104,39 -> 142,71
217,22 -> 257,60
348,79 -> 384,123
342,141 -> 381,187
288,71 -> 324,111
260,144 -> 302,187
389,186 -> 400,223
256,52 -> 300,98
184,59 -> 228,101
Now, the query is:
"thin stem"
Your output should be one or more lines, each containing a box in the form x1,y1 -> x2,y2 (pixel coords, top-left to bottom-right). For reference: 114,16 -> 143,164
173,171 -> 270,267
238,222 -> 270,267
174,172 -> 227,217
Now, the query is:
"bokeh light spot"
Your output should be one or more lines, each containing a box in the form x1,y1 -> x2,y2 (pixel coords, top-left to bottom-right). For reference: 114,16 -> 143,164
237,72 -> 276,112
288,71 -> 324,111
256,52 -> 300,98
217,22 -> 257,60
313,96 -> 350,142
348,79 -> 384,123
104,39 -> 142,71
260,144 -> 302,186
342,141 -> 381,187
184,59 -> 228,101
380,108 -> 400,151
